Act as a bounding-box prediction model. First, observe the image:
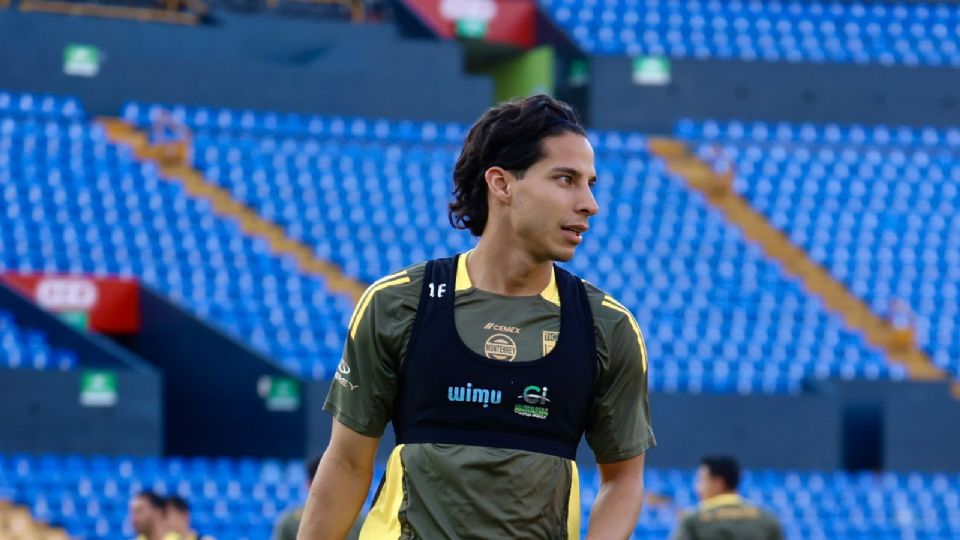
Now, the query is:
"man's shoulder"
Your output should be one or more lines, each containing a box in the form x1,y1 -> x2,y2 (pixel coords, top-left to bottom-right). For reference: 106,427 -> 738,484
583,281 -> 631,322
357,262 -> 426,312
581,281 -> 644,341
370,262 -> 427,294
758,506 -> 783,527
677,507 -> 701,525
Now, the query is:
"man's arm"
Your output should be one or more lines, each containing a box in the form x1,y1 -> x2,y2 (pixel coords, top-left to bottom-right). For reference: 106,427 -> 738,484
584,453 -> 646,540
297,421 -> 380,540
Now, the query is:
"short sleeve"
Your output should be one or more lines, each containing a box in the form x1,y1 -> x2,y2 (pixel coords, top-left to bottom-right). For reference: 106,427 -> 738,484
323,267 -> 421,437
585,295 -> 656,463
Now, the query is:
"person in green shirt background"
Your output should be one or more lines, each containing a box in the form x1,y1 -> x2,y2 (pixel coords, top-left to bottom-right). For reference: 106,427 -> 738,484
273,455 -> 362,540
670,456 -> 784,540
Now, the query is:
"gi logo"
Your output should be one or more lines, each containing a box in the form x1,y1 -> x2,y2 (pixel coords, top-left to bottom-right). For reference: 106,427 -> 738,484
484,333 -> 517,361
514,385 -> 550,420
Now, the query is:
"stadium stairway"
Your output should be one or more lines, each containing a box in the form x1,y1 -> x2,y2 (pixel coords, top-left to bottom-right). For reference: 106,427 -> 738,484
647,137 -> 946,384
97,118 -> 366,303
0,500 -> 68,540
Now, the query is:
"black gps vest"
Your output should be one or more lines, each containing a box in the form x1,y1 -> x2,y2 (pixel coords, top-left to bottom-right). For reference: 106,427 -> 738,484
392,255 -> 597,460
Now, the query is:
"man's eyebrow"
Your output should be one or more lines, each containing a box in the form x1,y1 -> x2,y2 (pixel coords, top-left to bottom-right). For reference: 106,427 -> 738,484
549,166 -> 597,183
549,166 -> 582,176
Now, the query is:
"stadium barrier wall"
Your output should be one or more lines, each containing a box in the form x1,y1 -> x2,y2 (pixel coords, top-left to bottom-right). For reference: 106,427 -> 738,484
643,392 -> 842,470
0,11 -> 492,121
586,56 -> 960,133
811,379 -> 960,473
0,280 -> 162,455
885,389 -> 960,472
121,287 -> 306,459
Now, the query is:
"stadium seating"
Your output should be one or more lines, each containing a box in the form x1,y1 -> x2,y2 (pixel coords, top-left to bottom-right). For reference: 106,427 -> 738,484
118,102 -> 902,394
0,91 -> 354,380
0,309 -> 78,371
677,119 -> 960,381
3,453 -> 960,540
538,0 -> 960,66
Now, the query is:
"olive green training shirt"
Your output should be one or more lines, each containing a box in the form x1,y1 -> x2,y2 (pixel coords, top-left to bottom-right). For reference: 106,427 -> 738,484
325,253 -> 656,539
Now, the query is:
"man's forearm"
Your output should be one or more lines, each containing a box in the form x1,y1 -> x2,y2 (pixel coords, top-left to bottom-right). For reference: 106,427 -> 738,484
585,477 -> 645,540
297,454 -> 374,540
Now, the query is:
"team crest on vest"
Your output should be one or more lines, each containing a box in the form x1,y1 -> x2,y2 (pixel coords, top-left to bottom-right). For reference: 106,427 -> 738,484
484,333 -> 517,361
542,331 -> 559,355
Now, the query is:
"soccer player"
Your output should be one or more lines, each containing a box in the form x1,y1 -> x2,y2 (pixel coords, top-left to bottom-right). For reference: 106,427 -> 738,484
164,496 -> 214,540
129,491 -> 167,540
669,457 -> 784,540
274,455 -> 363,540
299,95 -> 655,539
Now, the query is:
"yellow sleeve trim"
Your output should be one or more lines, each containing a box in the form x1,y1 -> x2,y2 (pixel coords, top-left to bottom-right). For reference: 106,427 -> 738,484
566,461 -> 581,540
359,445 -> 406,539
348,271 -> 411,340
600,296 -> 648,373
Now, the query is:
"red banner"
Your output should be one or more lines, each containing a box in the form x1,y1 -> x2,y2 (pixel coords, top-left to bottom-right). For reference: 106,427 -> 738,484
0,274 -> 141,334
404,0 -> 537,49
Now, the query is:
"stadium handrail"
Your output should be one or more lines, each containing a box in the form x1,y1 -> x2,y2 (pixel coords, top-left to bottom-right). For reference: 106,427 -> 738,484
648,137 -> 947,385
99,117 -> 368,303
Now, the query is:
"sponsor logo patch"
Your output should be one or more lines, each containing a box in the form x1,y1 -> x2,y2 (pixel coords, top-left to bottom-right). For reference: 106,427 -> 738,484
514,385 -> 551,419
447,383 -> 502,408
484,333 -> 517,361
484,322 -> 521,334
334,359 -> 358,391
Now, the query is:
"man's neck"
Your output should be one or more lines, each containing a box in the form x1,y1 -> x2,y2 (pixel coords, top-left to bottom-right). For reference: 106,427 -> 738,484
468,238 -> 553,296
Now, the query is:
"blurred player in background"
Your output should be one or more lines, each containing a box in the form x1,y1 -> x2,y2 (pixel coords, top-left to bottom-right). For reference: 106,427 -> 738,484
299,94 -> 655,539
165,496 -> 215,540
670,456 -> 783,540
129,491 -> 167,540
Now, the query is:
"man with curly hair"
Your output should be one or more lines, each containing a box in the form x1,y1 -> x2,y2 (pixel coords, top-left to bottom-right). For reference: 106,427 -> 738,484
300,95 -> 655,539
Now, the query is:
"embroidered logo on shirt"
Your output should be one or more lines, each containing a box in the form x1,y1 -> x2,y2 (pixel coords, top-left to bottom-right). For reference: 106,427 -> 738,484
514,385 -> 550,419
542,331 -> 559,355
484,322 -> 521,334
333,359 -> 359,391
484,333 -> 517,361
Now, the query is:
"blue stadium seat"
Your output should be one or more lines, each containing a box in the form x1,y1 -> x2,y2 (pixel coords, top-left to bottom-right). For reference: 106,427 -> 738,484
0,309 -> 78,371
538,1 -> 960,67
110,99 -> 905,393
678,118 -> 960,382
5,454 -> 960,540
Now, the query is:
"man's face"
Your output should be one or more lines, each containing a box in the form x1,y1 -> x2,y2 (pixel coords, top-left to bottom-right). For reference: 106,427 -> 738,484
504,132 -> 598,263
129,497 -> 159,534
166,507 -> 190,532
694,465 -> 724,502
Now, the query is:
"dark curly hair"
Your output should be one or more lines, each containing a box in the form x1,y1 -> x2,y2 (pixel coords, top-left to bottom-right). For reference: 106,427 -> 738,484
449,95 -> 587,236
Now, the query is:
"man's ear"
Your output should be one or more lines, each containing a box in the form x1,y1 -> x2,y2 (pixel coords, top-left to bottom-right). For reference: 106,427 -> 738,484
484,166 -> 512,205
